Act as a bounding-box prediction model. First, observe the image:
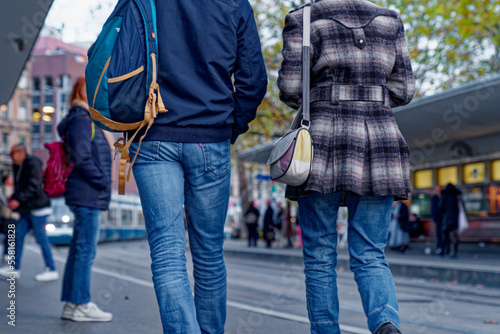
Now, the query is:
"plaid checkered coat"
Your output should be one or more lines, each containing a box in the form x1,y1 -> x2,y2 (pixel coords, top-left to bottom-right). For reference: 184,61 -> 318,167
278,0 -> 415,201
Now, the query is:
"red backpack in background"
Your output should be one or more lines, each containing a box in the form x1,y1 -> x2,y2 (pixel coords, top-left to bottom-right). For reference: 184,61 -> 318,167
42,121 -> 95,198
42,141 -> 74,198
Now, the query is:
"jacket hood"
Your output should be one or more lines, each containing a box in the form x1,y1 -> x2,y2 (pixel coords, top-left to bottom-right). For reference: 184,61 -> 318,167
57,106 -> 90,138
443,183 -> 461,195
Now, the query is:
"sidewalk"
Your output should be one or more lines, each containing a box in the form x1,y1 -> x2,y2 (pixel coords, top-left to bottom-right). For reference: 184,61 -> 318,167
222,239 -> 500,288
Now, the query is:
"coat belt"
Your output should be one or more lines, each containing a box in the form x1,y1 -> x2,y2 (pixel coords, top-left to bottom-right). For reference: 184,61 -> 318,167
310,84 -> 389,106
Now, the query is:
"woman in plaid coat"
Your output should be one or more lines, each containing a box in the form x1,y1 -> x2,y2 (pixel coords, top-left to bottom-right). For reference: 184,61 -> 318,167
278,0 -> 415,333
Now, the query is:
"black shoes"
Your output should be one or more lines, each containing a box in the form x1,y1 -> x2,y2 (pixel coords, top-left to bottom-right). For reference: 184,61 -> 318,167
375,322 -> 402,334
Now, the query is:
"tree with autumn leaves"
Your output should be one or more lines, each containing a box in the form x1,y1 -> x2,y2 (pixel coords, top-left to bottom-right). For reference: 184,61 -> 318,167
377,0 -> 500,95
242,0 -> 500,147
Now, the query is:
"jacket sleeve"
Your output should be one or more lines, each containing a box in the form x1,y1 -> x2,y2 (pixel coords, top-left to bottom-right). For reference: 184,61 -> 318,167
387,17 -> 415,108
278,12 -> 303,110
399,202 -> 409,222
231,6 -> 268,144
66,117 -> 107,191
11,158 -> 44,204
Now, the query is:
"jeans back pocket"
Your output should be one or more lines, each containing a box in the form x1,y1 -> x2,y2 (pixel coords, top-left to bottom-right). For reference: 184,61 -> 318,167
202,141 -> 231,178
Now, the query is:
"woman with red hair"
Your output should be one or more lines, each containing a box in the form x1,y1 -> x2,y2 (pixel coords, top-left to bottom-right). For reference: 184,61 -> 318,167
57,77 -> 113,322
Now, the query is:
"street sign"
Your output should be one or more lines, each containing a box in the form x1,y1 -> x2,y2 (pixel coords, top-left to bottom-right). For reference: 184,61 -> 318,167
255,174 -> 271,181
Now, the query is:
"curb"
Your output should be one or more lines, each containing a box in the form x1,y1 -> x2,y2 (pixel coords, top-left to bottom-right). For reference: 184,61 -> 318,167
223,246 -> 500,288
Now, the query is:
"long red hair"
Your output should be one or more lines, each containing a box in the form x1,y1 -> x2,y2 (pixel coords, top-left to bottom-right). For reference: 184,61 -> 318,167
70,77 -> 88,106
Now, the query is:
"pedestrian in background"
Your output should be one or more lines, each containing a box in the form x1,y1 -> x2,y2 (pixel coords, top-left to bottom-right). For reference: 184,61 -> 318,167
127,1 -> 267,332
439,183 -> 461,258
0,145 -> 57,281
274,202 -> 284,246
337,207 -> 348,249
245,202 -> 260,247
278,0 -> 414,333
57,77 -> 112,322
431,185 -> 444,255
282,202 -> 294,248
388,201 -> 410,253
263,200 -> 275,248
0,174 -> 18,262
295,209 -> 303,248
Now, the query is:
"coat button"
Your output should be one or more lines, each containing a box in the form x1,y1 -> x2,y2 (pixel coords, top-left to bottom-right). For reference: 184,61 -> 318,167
358,39 -> 364,45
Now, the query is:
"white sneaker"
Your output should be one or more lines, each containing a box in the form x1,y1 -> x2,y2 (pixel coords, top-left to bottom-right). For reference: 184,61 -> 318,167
61,302 -> 75,320
72,302 -> 113,322
0,266 -> 20,279
34,267 -> 59,281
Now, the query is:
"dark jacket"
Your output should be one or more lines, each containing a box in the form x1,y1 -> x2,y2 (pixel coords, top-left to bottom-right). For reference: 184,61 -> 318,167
263,207 -> 274,232
12,155 -> 50,213
279,0 -> 415,200
58,106 -> 112,210
134,0 -> 267,144
396,202 -> 410,232
439,184 -> 461,232
431,194 -> 442,223
244,205 -> 260,228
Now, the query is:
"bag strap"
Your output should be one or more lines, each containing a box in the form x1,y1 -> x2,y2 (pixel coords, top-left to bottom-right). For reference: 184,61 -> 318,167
289,4 -> 312,131
113,53 -> 167,195
301,4 -> 311,125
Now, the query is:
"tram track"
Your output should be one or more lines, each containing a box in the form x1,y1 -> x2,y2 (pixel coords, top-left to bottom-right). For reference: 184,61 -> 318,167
27,240 -> 500,334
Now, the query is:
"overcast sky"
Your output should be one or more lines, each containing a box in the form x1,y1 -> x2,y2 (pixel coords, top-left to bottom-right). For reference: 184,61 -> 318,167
45,0 -> 117,43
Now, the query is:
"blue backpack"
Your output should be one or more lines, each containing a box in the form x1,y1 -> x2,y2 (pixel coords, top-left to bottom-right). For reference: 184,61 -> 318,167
86,0 -> 167,195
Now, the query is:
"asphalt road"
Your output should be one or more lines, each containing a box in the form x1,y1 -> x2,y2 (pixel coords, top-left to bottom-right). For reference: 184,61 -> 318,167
0,239 -> 499,334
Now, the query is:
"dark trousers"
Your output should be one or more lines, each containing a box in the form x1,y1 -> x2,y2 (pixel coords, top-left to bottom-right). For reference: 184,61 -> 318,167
443,228 -> 459,256
247,224 -> 258,247
434,219 -> 443,250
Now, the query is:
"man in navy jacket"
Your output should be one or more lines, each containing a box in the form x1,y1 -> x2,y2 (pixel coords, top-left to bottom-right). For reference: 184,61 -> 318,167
129,1 -> 267,333
133,0 -> 268,144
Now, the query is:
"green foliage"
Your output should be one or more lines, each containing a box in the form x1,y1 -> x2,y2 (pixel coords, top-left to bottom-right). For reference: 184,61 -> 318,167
238,0 -> 302,150
376,0 -> 500,96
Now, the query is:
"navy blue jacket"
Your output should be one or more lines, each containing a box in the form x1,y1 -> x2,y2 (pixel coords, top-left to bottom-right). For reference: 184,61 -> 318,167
134,0 -> 267,144
58,106 -> 112,210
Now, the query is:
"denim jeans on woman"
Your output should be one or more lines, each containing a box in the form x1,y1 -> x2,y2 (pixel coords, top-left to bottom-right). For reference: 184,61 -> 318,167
298,192 -> 399,334
130,140 -> 231,334
61,206 -> 101,305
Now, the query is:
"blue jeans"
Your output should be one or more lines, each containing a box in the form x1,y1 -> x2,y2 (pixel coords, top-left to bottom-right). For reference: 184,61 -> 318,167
130,140 -> 231,334
298,192 -> 399,334
14,213 -> 55,271
61,206 -> 101,305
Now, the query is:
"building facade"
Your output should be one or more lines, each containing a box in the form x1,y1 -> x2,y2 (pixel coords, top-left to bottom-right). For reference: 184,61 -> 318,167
0,66 -> 32,172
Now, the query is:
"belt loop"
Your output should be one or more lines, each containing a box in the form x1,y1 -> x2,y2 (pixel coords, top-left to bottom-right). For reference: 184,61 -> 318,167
382,86 -> 391,107
331,85 -> 340,105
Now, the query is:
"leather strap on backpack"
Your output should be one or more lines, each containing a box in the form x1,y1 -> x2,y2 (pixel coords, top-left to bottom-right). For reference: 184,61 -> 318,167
114,53 -> 167,194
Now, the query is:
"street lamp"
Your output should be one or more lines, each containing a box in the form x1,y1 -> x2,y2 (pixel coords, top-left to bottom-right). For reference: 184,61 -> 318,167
43,106 -> 55,114
32,110 -> 41,121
